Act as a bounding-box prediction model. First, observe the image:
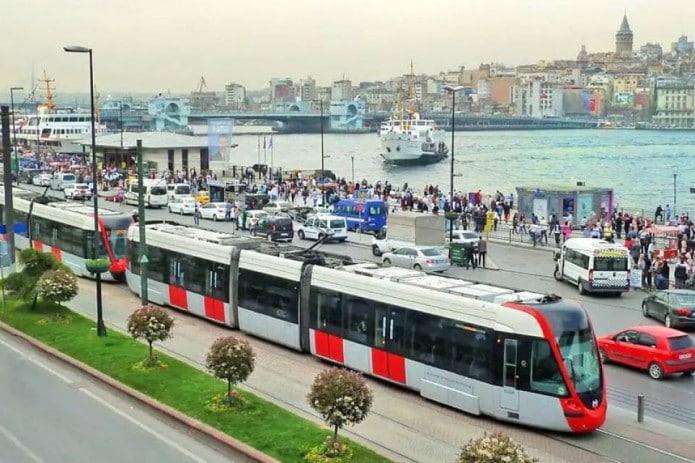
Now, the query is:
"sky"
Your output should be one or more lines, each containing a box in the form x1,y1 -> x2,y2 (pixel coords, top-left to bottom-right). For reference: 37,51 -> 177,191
2,0 -> 694,95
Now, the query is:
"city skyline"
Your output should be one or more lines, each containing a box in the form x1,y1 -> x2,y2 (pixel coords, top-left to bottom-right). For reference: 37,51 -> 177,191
3,0 -> 695,94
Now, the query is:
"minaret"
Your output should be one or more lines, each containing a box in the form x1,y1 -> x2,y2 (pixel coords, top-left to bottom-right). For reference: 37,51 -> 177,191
615,14 -> 633,54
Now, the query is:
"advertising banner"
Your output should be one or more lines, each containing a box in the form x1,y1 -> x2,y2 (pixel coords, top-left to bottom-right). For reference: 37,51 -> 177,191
207,119 -> 234,162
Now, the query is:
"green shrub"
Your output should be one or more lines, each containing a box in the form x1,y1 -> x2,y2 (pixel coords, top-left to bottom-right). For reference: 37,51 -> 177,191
2,248 -> 65,304
37,269 -> 79,306
458,432 -> 538,463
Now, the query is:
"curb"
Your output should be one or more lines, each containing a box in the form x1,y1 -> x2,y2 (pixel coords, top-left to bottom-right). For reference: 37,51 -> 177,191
489,237 -> 557,253
0,320 -> 278,463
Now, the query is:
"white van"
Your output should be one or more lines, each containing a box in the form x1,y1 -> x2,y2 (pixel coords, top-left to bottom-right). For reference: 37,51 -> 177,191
166,183 -> 191,201
50,172 -> 76,191
126,179 -> 168,208
297,214 -> 348,242
554,238 -> 630,295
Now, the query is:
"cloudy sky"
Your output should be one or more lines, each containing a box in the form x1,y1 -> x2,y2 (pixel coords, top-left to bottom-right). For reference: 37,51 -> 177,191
2,0 -> 693,94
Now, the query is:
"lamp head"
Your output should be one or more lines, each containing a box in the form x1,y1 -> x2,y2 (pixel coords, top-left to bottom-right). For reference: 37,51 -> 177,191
63,45 -> 91,53
444,85 -> 464,93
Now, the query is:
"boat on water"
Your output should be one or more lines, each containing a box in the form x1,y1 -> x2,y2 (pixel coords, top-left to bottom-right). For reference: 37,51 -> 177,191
12,71 -> 107,154
379,63 -> 448,165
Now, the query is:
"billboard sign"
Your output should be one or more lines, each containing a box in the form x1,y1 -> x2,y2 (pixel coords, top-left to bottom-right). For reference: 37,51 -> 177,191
207,119 -> 234,162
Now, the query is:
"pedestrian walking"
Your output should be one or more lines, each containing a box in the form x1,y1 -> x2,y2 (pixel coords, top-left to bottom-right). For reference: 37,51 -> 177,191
477,236 -> 487,268
193,203 -> 201,225
225,201 -> 232,222
675,256 -> 689,289
552,222 -> 561,247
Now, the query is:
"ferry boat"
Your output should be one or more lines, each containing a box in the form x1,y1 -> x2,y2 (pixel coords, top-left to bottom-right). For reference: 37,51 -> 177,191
379,64 -> 448,165
14,107 -> 108,153
13,71 -> 107,154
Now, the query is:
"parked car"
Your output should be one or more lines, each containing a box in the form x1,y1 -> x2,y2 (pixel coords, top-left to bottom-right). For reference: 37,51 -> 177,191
199,202 -> 228,221
382,246 -> 450,272
253,216 -> 294,242
64,183 -> 92,200
239,210 -> 268,230
33,172 -> 53,187
598,325 -> 695,379
297,214 -> 347,242
642,290 -> 695,329
168,196 -> 197,215
450,230 -> 480,250
263,200 -> 293,214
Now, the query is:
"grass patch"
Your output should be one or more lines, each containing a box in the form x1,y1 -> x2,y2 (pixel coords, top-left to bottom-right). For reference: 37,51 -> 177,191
0,300 -> 390,463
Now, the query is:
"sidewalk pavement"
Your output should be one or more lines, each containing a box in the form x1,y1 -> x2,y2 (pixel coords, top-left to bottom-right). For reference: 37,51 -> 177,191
62,279 -> 695,463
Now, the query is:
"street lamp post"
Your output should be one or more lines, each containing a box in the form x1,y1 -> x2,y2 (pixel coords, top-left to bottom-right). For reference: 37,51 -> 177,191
673,166 -> 678,218
10,87 -> 24,181
318,99 -> 325,205
64,45 -> 106,337
444,85 -> 463,244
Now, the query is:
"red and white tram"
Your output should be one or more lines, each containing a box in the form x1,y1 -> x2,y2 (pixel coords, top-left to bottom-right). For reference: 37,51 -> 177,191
126,223 -> 606,432
0,188 -> 133,280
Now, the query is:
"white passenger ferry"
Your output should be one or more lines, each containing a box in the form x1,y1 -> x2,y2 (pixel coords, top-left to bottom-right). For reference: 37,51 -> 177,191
14,107 -> 107,153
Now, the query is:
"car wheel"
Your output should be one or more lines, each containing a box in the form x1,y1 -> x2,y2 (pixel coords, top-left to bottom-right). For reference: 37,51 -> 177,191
553,265 -> 563,281
168,206 -> 173,213
665,314 -> 674,329
648,362 -> 664,380
413,264 -> 422,271
682,370 -> 694,376
578,279 -> 586,295
372,245 -> 382,257
212,214 -> 217,221
383,258 -> 391,266
298,230 -> 305,240
599,349 -> 610,364
642,303 -> 649,318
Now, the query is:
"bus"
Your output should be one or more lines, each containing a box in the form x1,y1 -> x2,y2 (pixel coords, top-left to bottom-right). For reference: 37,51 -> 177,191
0,188 -> 133,281
333,198 -> 387,233
126,223 -> 606,433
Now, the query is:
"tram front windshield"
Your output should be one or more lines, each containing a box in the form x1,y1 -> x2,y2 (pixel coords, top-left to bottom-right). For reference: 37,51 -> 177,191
102,216 -> 133,259
532,302 -> 602,395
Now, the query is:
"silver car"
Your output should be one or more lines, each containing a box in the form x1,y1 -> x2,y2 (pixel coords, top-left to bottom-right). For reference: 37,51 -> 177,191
382,246 -> 451,272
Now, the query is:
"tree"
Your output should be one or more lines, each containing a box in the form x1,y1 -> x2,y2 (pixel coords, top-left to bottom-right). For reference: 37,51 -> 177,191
205,336 -> 255,403
37,269 -> 79,306
127,305 -> 174,366
459,432 -> 538,463
307,368 -> 373,443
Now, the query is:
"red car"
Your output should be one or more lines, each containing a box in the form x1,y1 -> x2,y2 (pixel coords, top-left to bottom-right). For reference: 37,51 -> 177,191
597,325 -> 695,380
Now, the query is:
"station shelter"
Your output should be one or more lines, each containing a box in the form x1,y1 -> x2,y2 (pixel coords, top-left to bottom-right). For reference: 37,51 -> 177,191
515,185 -> 614,226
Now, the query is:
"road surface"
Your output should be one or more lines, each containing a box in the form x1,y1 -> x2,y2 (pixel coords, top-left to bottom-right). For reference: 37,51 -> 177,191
0,329 -> 248,463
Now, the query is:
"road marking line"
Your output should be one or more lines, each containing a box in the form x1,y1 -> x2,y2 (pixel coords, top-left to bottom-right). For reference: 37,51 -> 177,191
80,388 -> 207,463
597,429 -> 695,463
0,422 -> 45,463
0,338 -> 75,385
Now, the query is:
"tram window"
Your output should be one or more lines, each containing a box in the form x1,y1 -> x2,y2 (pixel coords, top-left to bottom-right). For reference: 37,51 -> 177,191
55,223 -> 86,257
530,340 -> 567,396
344,295 -> 373,345
146,246 -> 166,282
407,311 -> 448,368
169,257 -> 184,287
449,323 -> 492,383
180,255 -> 205,294
206,264 -> 229,302
314,288 -> 343,336
238,269 -> 298,323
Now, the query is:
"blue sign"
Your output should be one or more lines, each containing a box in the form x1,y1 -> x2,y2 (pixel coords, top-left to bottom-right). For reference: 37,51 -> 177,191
207,119 -> 234,162
0,223 -> 27,234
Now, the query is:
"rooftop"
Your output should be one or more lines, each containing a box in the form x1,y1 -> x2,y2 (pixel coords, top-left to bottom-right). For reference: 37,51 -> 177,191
80,132 -> 213,149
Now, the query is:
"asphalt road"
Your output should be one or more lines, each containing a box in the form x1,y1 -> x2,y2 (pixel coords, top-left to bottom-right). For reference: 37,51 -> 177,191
15,185 -> 695,431
0,330 -> 246,463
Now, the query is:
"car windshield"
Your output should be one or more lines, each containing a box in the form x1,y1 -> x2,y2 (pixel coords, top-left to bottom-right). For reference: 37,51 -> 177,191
420,248 -> 441,257
668,335 -> 694,350
175,185 -> 190,194
369,206 -> 385,216
330,220 -> 344,228
593,256 -> 629,271
63,174 -> 75,181
460,232 -> 477,239
673,293 -> 695,306
150,187 -> 167,195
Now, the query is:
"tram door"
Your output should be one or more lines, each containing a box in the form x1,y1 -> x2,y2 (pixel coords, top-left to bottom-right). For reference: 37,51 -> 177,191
501,338 -> 519,411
